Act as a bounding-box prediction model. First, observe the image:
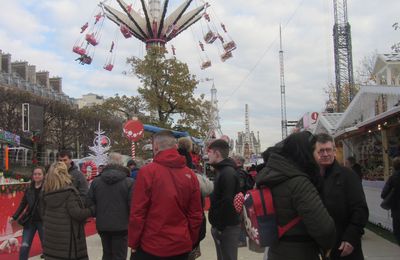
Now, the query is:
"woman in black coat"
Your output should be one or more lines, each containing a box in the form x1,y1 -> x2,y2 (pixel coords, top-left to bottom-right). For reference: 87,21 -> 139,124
381,156 -> 400,245
10,166 -> 45,260
257,132 -> 335,260
42,162 -> 94,260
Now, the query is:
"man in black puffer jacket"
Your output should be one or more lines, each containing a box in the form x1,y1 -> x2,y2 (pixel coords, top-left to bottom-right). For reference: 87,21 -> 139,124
87,153 -> 134,260
208,139 -> 241,260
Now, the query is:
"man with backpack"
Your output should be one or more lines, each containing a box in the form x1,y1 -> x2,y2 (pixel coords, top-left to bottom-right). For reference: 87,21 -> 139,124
208,139 -> 241,260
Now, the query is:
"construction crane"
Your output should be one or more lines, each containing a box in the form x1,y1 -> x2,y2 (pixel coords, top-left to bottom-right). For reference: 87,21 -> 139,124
333,0 -> 354,112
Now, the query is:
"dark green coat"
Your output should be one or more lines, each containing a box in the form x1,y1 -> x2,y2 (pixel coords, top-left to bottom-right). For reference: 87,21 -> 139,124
42,186 -> 93,260
256,153 -> 335,260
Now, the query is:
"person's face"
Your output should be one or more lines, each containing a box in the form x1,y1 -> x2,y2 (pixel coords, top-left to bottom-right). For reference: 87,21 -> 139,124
234,158 -> 242,167
58,156 -> 72,169
32,168 -> 44,184
314,141 -> 336,167
207,148 -> 220,164
128,164 -> 135,170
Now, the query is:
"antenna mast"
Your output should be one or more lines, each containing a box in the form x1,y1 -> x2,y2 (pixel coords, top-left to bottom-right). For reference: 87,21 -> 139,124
279,25 -> 288,139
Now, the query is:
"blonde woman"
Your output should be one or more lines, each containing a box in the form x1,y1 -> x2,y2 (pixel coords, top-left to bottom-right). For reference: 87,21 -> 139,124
42,162 -> 94,260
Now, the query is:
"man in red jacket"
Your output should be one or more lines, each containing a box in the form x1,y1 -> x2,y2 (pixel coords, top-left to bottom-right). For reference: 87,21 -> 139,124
128,130 -> 203,260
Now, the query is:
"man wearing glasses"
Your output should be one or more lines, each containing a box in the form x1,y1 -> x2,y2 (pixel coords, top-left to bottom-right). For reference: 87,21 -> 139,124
314,133 -> 369,260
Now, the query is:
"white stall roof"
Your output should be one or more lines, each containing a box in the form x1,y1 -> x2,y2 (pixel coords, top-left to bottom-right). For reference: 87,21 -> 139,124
335,85 -> 400,132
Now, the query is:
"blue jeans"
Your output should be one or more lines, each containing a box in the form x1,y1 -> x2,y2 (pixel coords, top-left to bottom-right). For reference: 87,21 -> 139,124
19,221 -> 44,260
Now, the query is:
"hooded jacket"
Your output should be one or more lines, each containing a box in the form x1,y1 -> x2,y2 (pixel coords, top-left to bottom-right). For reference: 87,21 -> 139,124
68,162 -> 89,200
208,158 -> 241,231
128,148 -> 203,257
87,164 -> 134,232
42,186 -> 93,260
256,153 -> 335,260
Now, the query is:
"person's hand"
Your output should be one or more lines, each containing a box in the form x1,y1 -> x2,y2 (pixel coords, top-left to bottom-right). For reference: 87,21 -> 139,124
339,241 -> 354,257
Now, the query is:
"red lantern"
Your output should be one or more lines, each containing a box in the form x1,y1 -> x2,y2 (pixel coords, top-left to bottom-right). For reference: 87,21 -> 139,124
123,119 -> 144,142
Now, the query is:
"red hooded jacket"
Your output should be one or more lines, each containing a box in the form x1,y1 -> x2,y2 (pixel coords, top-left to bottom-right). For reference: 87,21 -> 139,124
128,148 -> 203,257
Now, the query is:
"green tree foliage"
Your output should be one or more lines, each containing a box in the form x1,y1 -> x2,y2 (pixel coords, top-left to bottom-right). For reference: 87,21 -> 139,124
101,94 -> 146,121
126,46 -> 209,137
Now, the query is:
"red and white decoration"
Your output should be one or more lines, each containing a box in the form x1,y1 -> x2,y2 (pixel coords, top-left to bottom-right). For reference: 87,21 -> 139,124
123,119 -> 144,159
123,119 -> 144,142
81,161 -> 98,181
131,143 -> 136,160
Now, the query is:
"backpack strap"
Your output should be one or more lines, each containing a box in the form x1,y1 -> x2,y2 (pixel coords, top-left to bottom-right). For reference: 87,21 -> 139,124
277,216 -> 302,238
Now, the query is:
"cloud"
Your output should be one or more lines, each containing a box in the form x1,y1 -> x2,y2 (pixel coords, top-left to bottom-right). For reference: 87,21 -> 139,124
0,0 -> 399,150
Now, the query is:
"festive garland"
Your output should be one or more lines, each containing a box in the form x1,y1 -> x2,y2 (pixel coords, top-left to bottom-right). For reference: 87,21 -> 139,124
0,182 -> 30,194
3,171 -> 30,182
81,161 -> 97,181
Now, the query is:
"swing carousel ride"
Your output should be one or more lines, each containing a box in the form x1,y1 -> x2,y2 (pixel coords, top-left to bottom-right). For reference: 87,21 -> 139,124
72,0 -> 237,71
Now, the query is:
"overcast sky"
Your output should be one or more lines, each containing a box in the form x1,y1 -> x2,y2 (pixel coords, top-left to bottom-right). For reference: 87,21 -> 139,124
0,0 -> 398,150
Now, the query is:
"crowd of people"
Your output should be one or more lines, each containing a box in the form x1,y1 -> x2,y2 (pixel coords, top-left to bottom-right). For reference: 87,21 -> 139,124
8,130 -> 400,260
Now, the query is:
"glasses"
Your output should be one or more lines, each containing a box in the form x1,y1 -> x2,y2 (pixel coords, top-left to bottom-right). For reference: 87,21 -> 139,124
317,148 -> 335,155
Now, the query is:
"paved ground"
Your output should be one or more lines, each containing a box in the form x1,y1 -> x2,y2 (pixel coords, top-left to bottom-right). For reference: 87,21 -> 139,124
30,227 -> 400,260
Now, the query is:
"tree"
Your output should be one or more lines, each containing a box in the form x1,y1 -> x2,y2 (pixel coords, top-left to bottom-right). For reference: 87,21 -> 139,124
0,86 -> 132,160
175,99 -> 211,138
126,46 -> 209,132
354,51 -> 377,86
101,94 -> 146,121
392,22 -> 400,52
325,51 -> 377,112
324,82 -> 358,112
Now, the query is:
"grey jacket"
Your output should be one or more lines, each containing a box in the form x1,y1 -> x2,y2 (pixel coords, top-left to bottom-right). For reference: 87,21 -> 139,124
69,162 -> 89,200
